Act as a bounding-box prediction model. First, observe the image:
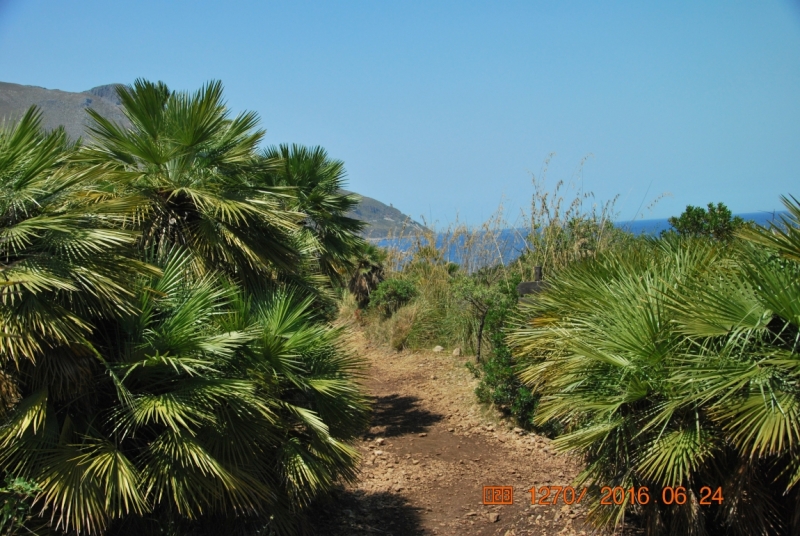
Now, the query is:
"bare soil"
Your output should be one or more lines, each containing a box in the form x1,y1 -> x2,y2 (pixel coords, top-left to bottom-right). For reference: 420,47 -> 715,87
309,328 -> 600,536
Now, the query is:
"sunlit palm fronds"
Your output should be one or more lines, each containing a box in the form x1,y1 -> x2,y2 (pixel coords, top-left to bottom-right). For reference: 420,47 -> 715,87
260,144 -> 367,287
77,79 -> 305,286
1,83 -> 370,535
0,106 -> 146,367
738,195 -> 800,263
511,226 -> 800,535
2,249 -> 367,534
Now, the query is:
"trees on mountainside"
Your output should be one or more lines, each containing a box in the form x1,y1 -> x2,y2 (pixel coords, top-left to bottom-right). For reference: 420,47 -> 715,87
0,80 -> 370,535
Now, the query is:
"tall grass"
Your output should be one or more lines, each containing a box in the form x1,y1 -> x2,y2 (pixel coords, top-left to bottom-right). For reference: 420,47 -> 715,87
362,155 -> 633,356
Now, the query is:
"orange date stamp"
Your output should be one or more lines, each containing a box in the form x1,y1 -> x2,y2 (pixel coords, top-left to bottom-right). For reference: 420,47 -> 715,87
596,485 -> 724,506
483,485 -> 725,506
483,486 -> 513,505
530,486 -> 588,505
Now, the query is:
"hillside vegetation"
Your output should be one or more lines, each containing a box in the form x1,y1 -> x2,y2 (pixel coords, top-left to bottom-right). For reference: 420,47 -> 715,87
355,174 -> 800,534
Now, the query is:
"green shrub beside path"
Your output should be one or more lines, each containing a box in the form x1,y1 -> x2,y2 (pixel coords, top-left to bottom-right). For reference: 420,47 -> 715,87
0,81 -> 369,535
510,197 -> 800,535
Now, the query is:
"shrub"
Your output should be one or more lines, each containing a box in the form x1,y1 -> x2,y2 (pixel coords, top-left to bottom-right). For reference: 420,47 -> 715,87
474,343 -> 538,424
469,271 -> 562,432
369,278 -> 417,317
665,201 -> 747,240
452,268 -> 508,363
510,203 -> 800,535
0,477 -> 41,535
389,304 -> 419,350
405,300 -> 474,351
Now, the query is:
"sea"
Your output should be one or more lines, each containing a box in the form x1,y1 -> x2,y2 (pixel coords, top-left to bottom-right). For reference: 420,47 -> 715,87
377,211 -> 791,268
616,211 -> 788,236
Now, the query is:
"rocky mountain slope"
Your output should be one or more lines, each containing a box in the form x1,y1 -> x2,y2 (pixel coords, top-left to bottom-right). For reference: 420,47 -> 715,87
0,82 -> 129,141
0,81 -> 423,238
344,191 -> 426,239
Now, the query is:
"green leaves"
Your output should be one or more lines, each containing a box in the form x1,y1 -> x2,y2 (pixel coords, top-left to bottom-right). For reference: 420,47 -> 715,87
0,476 -> 42,536
347,242 -> 385,308
1,251 -> 366,534
0,82 -> 370,534
511,219 -> 800,534
666,202 -> 748,241
0,137 -> 145,382
81,79 -> 305,286
739,195 -> 800,263
370,278 -> 416,317
260,144 -> 367,287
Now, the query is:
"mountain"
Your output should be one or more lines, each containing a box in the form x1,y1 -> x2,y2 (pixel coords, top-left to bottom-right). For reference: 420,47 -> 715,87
0,81 -> 424,238
343,191 -> 426,239
0,81 -> 129,141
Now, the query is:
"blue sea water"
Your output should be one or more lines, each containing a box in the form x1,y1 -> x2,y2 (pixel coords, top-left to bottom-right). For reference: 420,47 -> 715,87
378,211 -> 791,268
616,211 -> 788,236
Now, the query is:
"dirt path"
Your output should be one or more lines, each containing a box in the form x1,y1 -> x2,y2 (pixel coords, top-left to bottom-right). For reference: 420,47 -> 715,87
310,328 -> 596,536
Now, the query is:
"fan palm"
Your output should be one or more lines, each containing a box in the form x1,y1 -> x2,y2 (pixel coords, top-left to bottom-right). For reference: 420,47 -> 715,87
511,224 -> 800,535
77,79 -> 305,288
1,249 -> 368,535
0,106 -> 148,412
1,82 -> 371,535
347,242 -> 386,308
260,144 -> 366,287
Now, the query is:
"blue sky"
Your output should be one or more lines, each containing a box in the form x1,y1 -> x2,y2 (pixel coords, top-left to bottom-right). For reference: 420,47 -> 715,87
1,1 -> 799,226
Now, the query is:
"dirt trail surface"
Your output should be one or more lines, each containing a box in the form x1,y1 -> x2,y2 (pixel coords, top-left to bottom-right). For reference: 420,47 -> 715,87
310,329 -> 599,536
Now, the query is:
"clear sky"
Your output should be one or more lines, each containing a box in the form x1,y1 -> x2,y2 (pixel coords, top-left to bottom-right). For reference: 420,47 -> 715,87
1,1 -> 799,225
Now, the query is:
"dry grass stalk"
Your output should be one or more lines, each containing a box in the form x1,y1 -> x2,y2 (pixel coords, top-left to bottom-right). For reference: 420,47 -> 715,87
360,155 -> 640,354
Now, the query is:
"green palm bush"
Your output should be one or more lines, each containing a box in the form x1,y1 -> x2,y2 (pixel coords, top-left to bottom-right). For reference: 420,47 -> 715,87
511,198 -> 800,535
347,242 -> 385,308
0,108 -> 147,364
260,144 -> 366,288
0,106 -> 148,410
1,251 -> 367,534
77,79 -> 305,288
0,83 -> 370,535
511,239 -> 728,532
